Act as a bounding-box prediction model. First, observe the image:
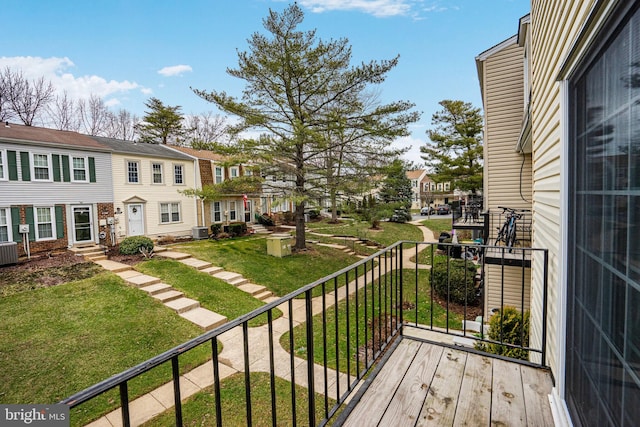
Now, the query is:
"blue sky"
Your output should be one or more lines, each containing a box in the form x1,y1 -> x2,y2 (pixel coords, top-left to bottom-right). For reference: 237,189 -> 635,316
2,0 -> 529,164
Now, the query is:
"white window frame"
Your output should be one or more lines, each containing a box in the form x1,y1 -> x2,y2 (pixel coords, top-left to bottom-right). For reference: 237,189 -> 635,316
229,201 -> 237,221
71,156 -> 89,183
173,164 -> 184,185
35,206 -> 56,241
31,153 -> 52,182
0,149 -> 7,181
160,202 -> 181,224
212,201 -> 223,223
230,166 -> 239,179
127,160 -> 140,184
151,162 -> 164,184
215,166 -> 224,184
0,207 -> 12,242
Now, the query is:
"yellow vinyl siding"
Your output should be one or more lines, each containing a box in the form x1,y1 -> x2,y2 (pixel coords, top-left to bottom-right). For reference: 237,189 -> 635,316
485,265 -> 532,314
111,153 -> 197,239
528,0 -> 595,377
479,39 -> 535,319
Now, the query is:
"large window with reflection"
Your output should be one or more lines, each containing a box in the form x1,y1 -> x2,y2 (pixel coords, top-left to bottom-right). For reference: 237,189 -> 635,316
568,4 -> 640,426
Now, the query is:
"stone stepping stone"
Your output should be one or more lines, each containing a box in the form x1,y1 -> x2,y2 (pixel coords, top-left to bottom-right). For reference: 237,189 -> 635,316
180,308 -> 227,331
126,274 -> 161,288
213,271 -> 243,283
116,270 -> 142,279
152,290 -> 184,303
255,290 -> 273,301
93,259 -> 131,273
140,283 -> 173,295
227,276 -> 249,287
179,258 -> 212,270
165,297 -> 200,313
237,283 -> 267,296
155,251 -> 191,260
201,266 -> 224,275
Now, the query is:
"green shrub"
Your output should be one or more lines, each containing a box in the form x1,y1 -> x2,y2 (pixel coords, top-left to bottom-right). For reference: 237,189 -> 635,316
225,222 -> 247,237
210,224 -> 222,236
119,236 -> 154,255
431,259 -> 478,305
476,306 -> 530,360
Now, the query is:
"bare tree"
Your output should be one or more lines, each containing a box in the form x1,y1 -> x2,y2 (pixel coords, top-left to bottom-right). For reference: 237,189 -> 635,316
105,108 -> 139,140
0,69 -> 14,122
46,90 -> 80,131
1,67 -> 54,126
184,112 -> 229,146
78,94 -> 110,136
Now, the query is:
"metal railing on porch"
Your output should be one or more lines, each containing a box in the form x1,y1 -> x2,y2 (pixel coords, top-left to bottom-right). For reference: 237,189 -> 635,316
61,241 -> 548,427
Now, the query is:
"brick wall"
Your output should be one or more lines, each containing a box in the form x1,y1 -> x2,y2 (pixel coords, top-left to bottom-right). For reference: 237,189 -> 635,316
199,159 -> 213,186
14,205 -> 68,257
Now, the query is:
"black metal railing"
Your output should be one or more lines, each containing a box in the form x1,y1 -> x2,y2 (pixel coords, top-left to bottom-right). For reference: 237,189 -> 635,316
61,241 -> 548,427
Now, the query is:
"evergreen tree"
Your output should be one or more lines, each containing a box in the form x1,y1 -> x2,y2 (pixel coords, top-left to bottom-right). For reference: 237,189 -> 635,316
136,97 -> 186,144
193,4 -> 419,250
421,100 -> 483,193
379,159 -> 413,208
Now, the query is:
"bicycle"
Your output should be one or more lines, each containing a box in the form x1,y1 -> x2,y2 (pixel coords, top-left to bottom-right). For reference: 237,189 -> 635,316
494,207 -> 530,251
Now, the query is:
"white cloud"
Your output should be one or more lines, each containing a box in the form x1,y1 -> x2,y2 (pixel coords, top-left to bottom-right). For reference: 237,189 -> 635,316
298,0 -> 416,17
141,87 -> 153,95
158,64 -> 193,77
0,56 -> 148,101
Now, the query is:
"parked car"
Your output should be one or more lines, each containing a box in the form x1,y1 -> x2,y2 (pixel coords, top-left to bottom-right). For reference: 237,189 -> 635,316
420,206 -> 435,215
390,208 -> 412,223
436,204 -> 451,215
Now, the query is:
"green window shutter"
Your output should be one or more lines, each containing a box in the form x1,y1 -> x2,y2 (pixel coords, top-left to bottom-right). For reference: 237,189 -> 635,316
55,206 -> 64,239
11,207 -> 21,242
20,152 -> 30,181
25,207 -> 35,242
52,154 -> 61,182
61,155 -> 70,182
88,157 -> 96,182
7,151 -> 18,181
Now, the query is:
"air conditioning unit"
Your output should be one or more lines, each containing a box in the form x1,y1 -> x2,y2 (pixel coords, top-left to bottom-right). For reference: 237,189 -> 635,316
0,242 -> 19,266
192,226 -> 209,240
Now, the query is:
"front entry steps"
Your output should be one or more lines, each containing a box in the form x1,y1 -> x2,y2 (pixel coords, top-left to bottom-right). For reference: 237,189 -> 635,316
69,244 -> 107,261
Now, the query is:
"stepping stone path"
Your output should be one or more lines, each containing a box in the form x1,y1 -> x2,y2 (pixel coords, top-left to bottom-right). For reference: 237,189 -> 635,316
89,249 -> 274,332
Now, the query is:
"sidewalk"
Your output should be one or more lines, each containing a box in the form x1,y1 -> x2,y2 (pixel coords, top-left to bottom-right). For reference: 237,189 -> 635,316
85,223 -> 436,426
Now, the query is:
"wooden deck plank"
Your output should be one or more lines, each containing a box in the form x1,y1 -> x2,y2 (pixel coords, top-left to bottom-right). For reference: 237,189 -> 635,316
377,342 -> 445,426
415,348 -> 467,426
520,365 -> 554,427
453,352 -> 493,426
341,339 -> 421,426
491,358 -> 527,426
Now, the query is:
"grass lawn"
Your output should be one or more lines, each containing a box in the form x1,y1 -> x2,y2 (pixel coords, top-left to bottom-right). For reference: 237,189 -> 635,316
280,269 -> 462,376
143,372 -> 333,426
136,259 -> 282,326
170,237 -> 361,297
306,218 -> 423,247
419,218 -> 453,237
0,272 -> 213,426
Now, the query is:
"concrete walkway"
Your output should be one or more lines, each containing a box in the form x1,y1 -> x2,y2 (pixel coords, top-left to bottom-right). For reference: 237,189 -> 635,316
85,222 -> 437,426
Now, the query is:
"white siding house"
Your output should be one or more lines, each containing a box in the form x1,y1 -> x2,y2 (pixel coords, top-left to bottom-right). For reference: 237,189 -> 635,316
93,137 -> 198,241
0,123 -> 114,256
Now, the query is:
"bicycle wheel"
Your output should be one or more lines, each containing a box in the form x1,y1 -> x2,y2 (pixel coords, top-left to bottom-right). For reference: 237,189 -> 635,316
506,223 -> 517,248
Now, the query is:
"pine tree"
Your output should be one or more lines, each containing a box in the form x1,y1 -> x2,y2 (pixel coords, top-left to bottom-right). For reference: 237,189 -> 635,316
136,97 -> 185,144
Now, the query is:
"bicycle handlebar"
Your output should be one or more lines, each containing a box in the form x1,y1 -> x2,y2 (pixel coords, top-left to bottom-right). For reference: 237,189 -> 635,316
497,206 -> 531,213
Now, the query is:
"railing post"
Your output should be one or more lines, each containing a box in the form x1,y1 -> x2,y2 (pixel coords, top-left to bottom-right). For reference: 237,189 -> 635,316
119,382 -> 130,427
399,242 -> 404,334
171,356 -> 183,427
542,249 -> 549,367
305,289 -> 316,427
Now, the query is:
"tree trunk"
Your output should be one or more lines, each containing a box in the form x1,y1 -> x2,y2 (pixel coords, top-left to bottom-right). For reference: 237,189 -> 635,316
294,201 -> 306,251
330,188 -> 338,222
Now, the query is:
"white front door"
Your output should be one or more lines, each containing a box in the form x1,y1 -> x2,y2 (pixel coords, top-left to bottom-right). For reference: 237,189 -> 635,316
72,205 -> 93,243
127,204 -> 144,236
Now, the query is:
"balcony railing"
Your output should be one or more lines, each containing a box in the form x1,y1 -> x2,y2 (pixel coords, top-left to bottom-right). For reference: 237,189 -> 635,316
61,241 -> 548,427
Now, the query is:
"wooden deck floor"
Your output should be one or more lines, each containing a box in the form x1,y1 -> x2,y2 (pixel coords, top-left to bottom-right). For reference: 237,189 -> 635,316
340,337 -> 554,426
